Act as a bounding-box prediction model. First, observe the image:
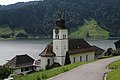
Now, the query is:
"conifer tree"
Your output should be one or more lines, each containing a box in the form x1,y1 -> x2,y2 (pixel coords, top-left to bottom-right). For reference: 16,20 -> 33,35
64,52 -> 71,65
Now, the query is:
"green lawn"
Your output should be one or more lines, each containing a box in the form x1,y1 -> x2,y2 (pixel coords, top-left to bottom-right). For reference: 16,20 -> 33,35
107,60 -> 120,80
14,61 -> 91,80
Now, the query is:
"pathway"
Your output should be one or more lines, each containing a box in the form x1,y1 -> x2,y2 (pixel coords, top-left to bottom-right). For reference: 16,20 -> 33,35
48,56 -> 120,80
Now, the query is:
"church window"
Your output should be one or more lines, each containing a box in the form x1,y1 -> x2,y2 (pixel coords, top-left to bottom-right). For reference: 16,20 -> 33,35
64,46 -> 66,49
58,35 -> 59,39
63,35 -> 64,39
64,34 -> 66,39
47,59 -> 50,66
73,57 -> 75,63
80,56 -> 82,62
56,46 -> 58,50
55,35 -> 57,39
63,34 -> 66,39
55,35 -> 59,39
86,55 -> 88,61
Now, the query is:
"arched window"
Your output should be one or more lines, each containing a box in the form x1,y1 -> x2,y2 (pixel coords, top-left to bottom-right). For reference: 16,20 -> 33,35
80,56 -> 82,62
47,59 -> 50,66
55,35 -> 57,39
58,35 -> 59,39
73,57 -> 75,63
63,35 -> 65,39
64,46 -> 66,49
56,46 -> 58,50
64,34 -> 66,39
86,55 -> 88,61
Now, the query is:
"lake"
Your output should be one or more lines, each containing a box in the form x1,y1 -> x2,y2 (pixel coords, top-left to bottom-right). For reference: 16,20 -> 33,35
0,39 -> 118,65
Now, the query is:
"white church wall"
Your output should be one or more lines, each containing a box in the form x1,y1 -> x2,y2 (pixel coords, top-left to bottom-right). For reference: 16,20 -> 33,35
53,29 -> 68,66
41,57 -> 54,69
70,51 -> 95,64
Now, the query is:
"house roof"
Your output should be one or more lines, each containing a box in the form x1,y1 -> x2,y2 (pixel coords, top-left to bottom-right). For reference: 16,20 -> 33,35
6,54 -> 34,68
68,39 -> 95,54
92,46 -> 105,55
39,43 -> 56,57
114,40 -> 120,49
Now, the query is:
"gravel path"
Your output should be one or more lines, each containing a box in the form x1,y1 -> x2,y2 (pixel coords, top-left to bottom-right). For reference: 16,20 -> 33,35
48,56 -> 120,80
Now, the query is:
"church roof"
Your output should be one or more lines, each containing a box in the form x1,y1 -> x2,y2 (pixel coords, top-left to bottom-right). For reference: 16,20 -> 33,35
39,43 -> 56,57
114,40 -> 120,49
54,17 -> 67,29
6,54 -> 34,68
68,39 -> 95,54
40,39 -> 96,57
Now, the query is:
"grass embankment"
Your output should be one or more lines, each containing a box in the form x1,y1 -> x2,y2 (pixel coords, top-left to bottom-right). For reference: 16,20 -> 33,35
70,19 -> 109,39
107,60 -> 120,80
0,25 -> 12,35
14,61 -> 90,80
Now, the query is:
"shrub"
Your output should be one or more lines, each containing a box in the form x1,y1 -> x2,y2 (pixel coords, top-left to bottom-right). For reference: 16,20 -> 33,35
64,52 -> 71,65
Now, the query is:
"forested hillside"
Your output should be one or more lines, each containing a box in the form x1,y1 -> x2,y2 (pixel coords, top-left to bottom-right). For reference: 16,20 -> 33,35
0,0 -> 120,38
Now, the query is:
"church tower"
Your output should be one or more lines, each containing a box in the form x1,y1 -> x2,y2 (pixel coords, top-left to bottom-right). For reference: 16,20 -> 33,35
53,17 -> 68,65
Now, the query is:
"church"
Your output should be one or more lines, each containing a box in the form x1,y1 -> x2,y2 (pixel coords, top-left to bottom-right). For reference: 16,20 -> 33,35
39,17 -> 96,69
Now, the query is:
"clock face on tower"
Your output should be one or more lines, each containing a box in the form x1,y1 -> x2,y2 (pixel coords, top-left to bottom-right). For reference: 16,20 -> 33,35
55,29 -> 59,34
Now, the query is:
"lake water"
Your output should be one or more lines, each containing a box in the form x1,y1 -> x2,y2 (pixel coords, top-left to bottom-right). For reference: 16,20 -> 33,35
0,39 -> 118,65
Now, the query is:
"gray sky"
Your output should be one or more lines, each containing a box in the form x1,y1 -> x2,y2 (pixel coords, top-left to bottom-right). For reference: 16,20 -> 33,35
0,0 -> 37,5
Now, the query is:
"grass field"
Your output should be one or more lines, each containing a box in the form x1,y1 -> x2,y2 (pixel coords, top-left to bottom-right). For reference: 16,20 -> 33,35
14,61 -> 90,80
107,60 -> 120,80
70,19 -> 109,39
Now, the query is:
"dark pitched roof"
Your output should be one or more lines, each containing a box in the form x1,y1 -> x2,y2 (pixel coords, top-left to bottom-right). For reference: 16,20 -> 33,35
92,46 -> 105,55
69,39 -> 91,50
39,43 -> 56,57
40,39 -> 95,56
68,39 -> 95,54
6,54 -> 34,68
114,40 -> 120,49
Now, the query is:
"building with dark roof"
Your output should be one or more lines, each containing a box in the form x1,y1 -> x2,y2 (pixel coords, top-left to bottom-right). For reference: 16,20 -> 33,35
6,54 -> 40,75
114,40 -> 120,50
39,17 -> 96,69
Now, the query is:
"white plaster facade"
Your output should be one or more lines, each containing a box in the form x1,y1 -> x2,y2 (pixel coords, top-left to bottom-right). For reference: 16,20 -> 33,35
14,66 -> 37,75
70,51 -> 95,64
53,29 -> 68,65
41,57 -> 54,69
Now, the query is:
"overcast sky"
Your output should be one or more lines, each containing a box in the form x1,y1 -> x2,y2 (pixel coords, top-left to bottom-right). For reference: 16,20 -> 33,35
0,0 -> 37,5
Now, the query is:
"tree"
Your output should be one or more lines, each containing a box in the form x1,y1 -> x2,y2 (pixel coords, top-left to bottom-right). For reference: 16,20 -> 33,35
0,65 -> 12,79
104,47 -> 113,56
64,52 -> 71,65
16,33 -> 28,39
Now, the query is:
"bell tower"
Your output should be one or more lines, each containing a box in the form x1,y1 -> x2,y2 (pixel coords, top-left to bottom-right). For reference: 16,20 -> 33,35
53,17 -> 68,65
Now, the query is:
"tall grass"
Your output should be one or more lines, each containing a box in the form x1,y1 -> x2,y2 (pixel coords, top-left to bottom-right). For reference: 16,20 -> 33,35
14,61 -> 89,80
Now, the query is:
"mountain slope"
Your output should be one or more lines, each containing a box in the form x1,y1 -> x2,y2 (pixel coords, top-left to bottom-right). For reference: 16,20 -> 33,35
0,0 -> 120,38
0,1 -> 38,10
70,19 -> 109,39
